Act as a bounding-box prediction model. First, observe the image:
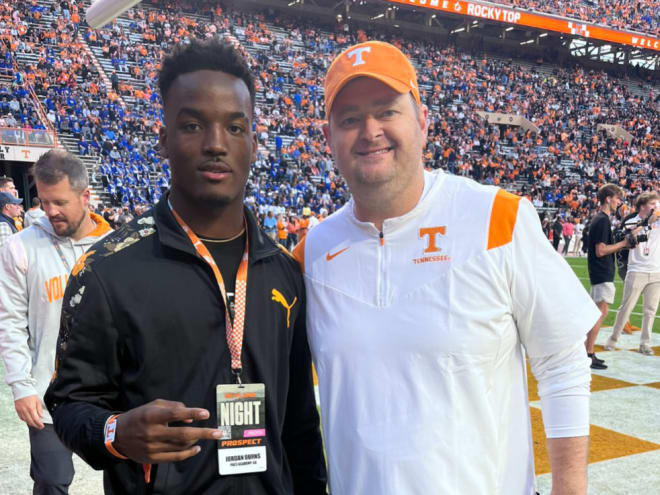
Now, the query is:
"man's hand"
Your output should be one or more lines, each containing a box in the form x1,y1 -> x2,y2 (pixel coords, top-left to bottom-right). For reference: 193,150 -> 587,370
624,226 -> 644,248
113,399 -> 223,463
15,395 -> 45,429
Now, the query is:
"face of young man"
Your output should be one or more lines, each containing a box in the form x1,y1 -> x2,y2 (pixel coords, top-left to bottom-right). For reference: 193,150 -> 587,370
323,77 -> 428,199
160,70 -> 257,211
639,198 -> 659,218
604,194 -> 622,214
37,177 -> 90,238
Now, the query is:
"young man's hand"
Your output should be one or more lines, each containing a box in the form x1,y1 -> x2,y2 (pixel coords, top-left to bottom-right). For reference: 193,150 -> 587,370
113,399 -> 223,463
15,395 -> 45,429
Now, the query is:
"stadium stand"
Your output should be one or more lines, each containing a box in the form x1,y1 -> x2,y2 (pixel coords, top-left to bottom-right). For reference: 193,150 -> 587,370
487,0 -> 659,36
0,0 -> 658,223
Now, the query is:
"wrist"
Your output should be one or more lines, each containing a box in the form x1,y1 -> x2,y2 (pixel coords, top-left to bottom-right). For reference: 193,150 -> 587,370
104,414 -> 128,459
11,382 -> 38,401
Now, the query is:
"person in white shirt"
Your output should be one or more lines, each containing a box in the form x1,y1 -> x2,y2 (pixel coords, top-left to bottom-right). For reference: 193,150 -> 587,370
294,41 -> 600,495
0,150 -> 112,494
605,191 -> 660,355
573,219 -> 585,255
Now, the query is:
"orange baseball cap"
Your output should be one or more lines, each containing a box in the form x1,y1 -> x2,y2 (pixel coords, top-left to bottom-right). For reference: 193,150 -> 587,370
324,40 -> 420,117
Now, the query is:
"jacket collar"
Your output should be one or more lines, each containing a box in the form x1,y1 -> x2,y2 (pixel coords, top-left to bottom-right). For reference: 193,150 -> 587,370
153,195 -> 281,264
0,212 -> 17,231
88,212 -> 113,237
345,169 -> 445,235
33,211 -> 112,243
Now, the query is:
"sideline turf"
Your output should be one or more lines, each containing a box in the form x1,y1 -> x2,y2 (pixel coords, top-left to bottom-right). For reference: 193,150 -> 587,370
565,257 -> 660,333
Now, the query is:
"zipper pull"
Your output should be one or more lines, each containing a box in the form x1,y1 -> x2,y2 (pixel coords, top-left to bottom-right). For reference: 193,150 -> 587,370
379,231 -> 384,246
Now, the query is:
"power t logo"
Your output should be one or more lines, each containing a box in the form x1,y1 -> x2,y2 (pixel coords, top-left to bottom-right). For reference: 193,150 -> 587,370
414,226 -> 451,264
346,46 -> 371,66
568,22 -> 590,38
419,226 -> 447,253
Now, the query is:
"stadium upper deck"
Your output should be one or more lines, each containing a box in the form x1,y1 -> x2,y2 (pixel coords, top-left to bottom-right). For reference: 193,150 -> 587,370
0,0 -> 658,219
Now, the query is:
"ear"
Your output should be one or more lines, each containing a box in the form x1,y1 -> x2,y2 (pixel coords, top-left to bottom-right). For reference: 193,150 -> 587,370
418,104 -> 429,142
322,122 -> 330,144
81,188 -> 91,209
250,130 -> 258,163
159,125 -> 168,158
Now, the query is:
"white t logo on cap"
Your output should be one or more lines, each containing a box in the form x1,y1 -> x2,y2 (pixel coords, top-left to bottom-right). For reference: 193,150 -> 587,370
346,46 -> 371,66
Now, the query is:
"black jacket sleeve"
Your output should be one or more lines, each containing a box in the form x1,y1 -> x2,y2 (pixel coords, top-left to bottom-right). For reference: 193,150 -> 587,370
45,265 -> 125,470
280,284 -> 327,494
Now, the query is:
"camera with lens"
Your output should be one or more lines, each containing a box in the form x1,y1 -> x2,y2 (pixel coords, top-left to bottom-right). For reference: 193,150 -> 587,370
616,212 -> 652,248
625,231 -> 647,248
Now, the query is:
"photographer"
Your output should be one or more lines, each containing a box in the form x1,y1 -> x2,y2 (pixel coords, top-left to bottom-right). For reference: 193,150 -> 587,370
586,184 -> 637,370
614,203 -> 641,334
605,191 -> 660,355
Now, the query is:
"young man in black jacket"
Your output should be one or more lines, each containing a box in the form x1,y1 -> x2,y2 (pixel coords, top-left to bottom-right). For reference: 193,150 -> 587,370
45,39 -> 327,494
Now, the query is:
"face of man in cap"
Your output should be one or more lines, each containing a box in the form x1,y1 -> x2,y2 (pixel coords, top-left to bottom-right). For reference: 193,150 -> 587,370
322,41 -> 428,219
323,77 -> 428,202
0,192 -> 22,218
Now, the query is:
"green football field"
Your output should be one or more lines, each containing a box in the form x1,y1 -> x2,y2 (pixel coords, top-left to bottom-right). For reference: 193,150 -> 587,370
566,257 -> 660,333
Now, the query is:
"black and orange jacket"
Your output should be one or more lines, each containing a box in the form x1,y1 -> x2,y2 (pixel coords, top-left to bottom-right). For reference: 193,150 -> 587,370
45,197 -> 326,495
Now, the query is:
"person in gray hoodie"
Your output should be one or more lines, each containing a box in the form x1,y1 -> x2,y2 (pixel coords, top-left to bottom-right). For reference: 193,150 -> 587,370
23,197 -> 47,227
0,150 -> 112,494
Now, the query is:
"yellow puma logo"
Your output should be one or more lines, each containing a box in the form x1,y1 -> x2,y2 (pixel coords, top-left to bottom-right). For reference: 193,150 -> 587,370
271,289 -> 297,328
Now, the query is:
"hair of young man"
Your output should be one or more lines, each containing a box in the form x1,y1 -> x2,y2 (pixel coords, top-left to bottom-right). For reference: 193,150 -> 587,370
31,197 -> 41,207
635,191 -> 659,210
158,38 -> 256,111
597,183 -> 623,205
31,150 -> 89,192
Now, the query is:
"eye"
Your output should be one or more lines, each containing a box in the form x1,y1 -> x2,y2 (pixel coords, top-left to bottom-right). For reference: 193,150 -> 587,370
380,109 -> 397,118
340,116 -> 359,127
228,124 -> 246,135
182,122 -> 201,132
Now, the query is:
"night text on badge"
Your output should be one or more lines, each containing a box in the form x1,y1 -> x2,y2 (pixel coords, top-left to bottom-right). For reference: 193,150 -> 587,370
220,393 -> 262,426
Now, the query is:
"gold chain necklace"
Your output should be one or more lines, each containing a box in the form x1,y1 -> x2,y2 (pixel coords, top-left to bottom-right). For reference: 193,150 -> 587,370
198,228 -> 246,243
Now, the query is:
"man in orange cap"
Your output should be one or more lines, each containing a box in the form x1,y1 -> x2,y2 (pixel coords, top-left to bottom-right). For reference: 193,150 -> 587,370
295,40 -> 599,495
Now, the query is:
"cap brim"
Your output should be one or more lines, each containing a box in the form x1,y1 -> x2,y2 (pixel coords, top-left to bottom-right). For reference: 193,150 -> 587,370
326,72 -> 414,116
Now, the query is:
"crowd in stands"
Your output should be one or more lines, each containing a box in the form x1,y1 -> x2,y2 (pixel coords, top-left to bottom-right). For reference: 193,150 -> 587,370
0,0 -> 658,233
0,81 -> 44,130
493,0 -> 658,36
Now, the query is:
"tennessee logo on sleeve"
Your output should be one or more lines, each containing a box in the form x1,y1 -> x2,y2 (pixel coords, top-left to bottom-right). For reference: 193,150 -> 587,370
271,289 -> 297,328
488,189 -> 521,250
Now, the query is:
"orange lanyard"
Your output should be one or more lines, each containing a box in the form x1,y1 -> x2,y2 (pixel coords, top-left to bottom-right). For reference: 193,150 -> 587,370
169,203 -> 249,381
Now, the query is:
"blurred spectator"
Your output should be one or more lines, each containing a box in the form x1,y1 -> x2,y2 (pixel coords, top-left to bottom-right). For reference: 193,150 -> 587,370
262,210 -> 277,240
23,197 -> 46,227
562,217 -> 575,255
0,191 -> 22,246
